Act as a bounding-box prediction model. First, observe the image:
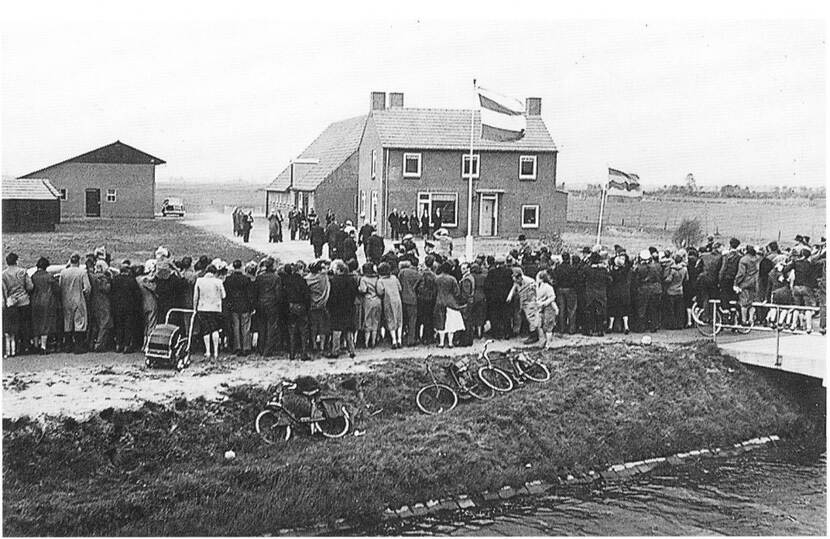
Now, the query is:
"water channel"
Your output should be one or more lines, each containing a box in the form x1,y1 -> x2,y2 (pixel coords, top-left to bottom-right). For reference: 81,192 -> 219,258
360,442 -> 826,536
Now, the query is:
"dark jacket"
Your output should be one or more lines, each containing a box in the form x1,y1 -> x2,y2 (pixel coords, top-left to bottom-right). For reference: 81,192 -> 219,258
551,262 -> 581,289
310,224 -> 326,247
415,269 -> 438,303
366,235 -> 385,263
224,271 -> 254,313
283,273 -> 311,308
327,274 -> 358,331
483,265 -> 513,302
719,251 -> 742,285
398,266 -> 421,305
634,261 -> 663,295
583,264 -> 611,304
342,236 -> 358,262
111,272 -> 141,315
254,271 -> 282,310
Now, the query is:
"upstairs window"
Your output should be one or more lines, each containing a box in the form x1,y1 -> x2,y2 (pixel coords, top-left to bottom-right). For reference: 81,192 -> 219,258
519,155 -> 537,180
462,154 -> 480,179
403,153 -> 422,178
371,149 -> 377,179
521,205 -> 539,228
106,189 -> 117,203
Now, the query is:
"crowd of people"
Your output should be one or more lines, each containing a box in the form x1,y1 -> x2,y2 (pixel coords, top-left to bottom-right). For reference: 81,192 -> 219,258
2,224 -> 825,360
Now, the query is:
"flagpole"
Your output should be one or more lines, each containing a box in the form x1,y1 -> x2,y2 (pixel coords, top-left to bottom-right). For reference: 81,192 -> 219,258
596,171 -> 607,246
465,78 -> 476,261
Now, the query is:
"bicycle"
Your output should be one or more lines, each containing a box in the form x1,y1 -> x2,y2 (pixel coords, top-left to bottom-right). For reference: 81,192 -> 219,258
255,380 -> 351,444
476,339 -> 515,392
415,356 -> 495,415
692,299 -> 752,337
506,350 -> 551,383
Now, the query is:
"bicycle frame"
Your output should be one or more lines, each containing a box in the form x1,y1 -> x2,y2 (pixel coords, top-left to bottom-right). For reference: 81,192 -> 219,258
266,383 -> 327,434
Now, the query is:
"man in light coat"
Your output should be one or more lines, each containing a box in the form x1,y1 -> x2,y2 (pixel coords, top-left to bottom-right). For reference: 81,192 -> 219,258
60,252 -> 91,353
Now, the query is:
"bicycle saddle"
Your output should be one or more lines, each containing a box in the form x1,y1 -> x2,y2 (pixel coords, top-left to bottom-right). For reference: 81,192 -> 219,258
300,388 -> 320,397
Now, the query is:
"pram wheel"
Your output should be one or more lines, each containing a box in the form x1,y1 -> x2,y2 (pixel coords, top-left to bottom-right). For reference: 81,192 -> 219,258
173,337 -> 189,371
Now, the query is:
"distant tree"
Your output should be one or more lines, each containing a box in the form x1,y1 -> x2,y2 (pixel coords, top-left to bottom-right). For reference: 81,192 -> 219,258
673,217 -> 704,248
685,173 -> 697,193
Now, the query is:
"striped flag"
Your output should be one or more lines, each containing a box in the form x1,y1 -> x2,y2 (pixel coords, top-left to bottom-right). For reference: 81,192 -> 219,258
477,86 -> 526,142
607,168 -> 643,198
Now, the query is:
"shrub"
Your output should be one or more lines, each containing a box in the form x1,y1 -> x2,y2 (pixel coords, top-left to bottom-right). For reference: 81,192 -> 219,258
673,218 -> 703,248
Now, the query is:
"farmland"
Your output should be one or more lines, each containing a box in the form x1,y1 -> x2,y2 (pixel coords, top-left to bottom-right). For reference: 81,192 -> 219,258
568,194 -> 826,245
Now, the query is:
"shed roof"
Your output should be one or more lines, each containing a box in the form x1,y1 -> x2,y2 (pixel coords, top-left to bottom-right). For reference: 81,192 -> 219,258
19,140 -> 166,178
267,115 -> 366,192
2,177 -> 61,200
371,108 -> 557,152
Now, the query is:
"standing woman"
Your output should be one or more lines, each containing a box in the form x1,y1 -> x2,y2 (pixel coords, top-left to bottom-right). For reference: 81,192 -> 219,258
193,264 -> 226,359
536,270 -> 558,348
358,263 -> 382,348
136,260 -> 158,352
434,261 -> 464,348
607,254 -> 632,334
420,209 -> 431,241
111,263 -> 141,353
30,257 -> 59,354
458,262 -> 475,346
377,262 -> 403,349
327,260 -> 359,358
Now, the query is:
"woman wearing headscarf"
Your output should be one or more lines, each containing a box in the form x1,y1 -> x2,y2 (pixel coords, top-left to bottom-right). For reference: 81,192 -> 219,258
327,260 -> 358,358
358,263 -> 382,348
30,257 -> 59,354
377,262 -> 403,349
136,259 -> 158,352
88,260 -> 114,351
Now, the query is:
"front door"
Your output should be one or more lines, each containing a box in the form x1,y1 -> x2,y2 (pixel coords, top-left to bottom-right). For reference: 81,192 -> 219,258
479,194 -> 498,236
85,188 -> 101,217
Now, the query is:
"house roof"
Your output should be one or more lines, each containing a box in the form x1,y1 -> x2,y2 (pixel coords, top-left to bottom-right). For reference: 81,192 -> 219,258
267,115 -> 366,192
2,177 -> 61,200
19,140 -> 166,178
371,108 -> 557,152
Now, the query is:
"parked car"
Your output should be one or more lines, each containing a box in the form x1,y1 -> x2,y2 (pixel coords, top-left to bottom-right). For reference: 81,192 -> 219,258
161,197 -> 185,217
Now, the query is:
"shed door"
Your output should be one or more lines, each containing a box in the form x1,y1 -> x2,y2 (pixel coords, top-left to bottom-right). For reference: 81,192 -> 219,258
85,188 -> 101,217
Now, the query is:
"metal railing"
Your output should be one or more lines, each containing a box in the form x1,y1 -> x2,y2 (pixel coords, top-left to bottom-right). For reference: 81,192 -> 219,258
707,299 -> 821,367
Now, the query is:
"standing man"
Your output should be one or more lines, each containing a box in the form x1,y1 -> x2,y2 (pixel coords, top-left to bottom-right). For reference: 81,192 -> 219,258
326,219 -> 340,260
224,260 -> 254,356
59,252 -> 91,354
288,207 -> 299,241
483,256 -> 513,339
366,229 -> 385,266
240,212 -> 253,243
309,219 -> 326,258
359,218 -> 374,260
255,257 -> 283,356
388,209 -> 399,240
398,260 -> 421,346
719,238 -> 742,307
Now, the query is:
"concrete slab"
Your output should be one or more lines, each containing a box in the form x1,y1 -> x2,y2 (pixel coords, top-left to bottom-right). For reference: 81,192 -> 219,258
717,334 -> 825,383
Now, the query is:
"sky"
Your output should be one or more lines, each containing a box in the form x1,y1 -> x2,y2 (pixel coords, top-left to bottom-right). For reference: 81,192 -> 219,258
1,3 -> 826,188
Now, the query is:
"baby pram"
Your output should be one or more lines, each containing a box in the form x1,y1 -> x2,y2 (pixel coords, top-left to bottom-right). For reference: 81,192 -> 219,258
145,308 -> 195,371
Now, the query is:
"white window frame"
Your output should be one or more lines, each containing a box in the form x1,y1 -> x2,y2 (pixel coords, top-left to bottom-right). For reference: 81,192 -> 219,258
359,190 -> 366,216
403,152 -> 422,178
370,191 -> 379,225
371,149 -> 377,179
417,191 -> 458,228
58,188 -> 68,201
519,155 -> 537,180
462,154 -> 480,179
106,188 -> 117,203
521,204 -> 540,229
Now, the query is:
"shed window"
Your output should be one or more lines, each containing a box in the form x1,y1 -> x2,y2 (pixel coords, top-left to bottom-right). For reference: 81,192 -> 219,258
521,205 -> 539,228
106,189 -> 117,202
403,153 -> 422,178
58,188 -> 68,200
519,155 -> 537,180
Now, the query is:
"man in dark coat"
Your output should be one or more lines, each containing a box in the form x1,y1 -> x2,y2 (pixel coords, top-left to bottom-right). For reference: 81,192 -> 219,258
551,252 -> 580,334
359,220 -> 374,259
388,209 -> 399,240
583,253 -> 612,336
718,238 -> 742,306
414,255 -> 438,344
633,250 -> 663,332
309,220 -> 326,258
254,258 -> 283,356
240,212 -> 253,243
282,263 -> 311,360
483,256 -> 514,339
326,220 -> 340,260
288,208 -> 299,240
225,260 -> 255,355
111,264 -> 141,353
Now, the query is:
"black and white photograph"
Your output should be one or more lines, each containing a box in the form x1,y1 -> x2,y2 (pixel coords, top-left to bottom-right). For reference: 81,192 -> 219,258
1,1 -> 826,535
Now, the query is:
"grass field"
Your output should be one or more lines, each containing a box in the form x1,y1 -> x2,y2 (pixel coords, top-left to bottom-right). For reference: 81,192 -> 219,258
3,341 -> 823,535
1,218 -> 264,268
568,195 -> 826,245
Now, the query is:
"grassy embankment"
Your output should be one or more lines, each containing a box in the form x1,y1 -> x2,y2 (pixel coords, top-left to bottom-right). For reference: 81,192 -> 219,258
1,218 -> 263,268
3,341 -> 824,535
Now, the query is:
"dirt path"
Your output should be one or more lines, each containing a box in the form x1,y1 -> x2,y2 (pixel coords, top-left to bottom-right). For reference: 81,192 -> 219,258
1,329 -> 764,421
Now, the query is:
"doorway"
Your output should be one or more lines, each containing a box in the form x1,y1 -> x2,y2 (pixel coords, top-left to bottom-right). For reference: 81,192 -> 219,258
478,194 -> 498,236
85,188 -> 101,217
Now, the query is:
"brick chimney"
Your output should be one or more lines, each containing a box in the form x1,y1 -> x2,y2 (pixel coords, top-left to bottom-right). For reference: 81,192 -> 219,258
370,91 -> 386,111
389,92 -> 404,108
525,97 -> 542,116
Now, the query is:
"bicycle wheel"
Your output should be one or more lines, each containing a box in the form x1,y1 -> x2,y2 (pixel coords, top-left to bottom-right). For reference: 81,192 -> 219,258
255,409 -> 292,445
464,377 -> 495,400
695,306 -> 722,337
319,408 -> 351,438
478,366 -> 514,392
416,384 -> 458,414
515,355 -> 550,382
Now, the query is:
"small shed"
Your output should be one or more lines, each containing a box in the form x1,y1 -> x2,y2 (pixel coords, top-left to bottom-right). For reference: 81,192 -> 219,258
2,177 -> 61,232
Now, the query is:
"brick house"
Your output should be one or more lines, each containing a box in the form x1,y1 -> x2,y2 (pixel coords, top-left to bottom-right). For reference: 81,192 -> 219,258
357,91 -> 567,238
265,115 -> 365,221
19,140 -> 165,219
